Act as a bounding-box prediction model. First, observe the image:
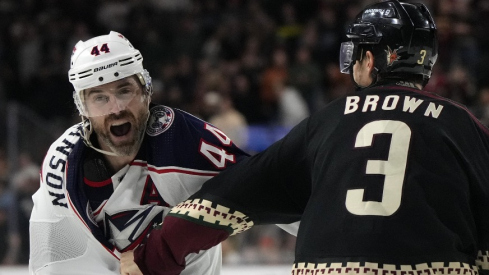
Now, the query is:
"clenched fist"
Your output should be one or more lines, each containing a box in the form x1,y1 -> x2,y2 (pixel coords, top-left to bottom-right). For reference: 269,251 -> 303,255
120,250 -> 143,275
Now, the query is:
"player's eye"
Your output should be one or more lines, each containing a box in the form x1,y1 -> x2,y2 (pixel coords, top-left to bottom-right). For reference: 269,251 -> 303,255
92,94 -> 109,104
117,88 -> 136,99
119,88 -> 131,95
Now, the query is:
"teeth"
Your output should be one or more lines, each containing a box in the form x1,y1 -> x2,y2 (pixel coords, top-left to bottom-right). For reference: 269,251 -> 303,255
111,122 -> 127,127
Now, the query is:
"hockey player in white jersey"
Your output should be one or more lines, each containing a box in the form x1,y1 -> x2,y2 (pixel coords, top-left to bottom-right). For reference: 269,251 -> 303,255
28,31 -> 255,275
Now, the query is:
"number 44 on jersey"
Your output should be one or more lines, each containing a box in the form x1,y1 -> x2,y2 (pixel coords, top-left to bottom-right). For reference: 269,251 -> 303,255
199,124 -> 236,169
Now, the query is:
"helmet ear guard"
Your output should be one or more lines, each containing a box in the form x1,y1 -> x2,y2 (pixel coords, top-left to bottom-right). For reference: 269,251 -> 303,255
136,69 -> 153,98
79,116 -> 121,156
339,0 -> 438,87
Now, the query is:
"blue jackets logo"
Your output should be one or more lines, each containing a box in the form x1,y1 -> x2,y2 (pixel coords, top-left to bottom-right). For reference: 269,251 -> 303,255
146,106 -> 174,136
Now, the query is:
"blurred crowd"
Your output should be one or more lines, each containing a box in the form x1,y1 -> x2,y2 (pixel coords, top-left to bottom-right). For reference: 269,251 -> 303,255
0,0 -> 489,266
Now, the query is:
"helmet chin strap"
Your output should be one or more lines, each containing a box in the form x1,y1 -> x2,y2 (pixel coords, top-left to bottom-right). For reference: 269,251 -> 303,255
80,116 -> 119,157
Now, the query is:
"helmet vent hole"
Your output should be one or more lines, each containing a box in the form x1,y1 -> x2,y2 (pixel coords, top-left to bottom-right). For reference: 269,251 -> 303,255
99,77 -> 104,81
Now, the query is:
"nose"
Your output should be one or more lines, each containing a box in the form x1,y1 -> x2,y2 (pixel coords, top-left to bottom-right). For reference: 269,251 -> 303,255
108,96 -> 127,115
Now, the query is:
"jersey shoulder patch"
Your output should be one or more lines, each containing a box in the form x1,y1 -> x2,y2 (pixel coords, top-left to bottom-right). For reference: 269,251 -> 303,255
146,105 -> 175,136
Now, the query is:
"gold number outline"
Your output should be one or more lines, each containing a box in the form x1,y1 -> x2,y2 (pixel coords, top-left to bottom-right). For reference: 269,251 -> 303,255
417,49 -> 427,65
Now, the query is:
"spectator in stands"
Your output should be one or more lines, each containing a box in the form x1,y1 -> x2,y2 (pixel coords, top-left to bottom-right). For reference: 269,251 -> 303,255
205,91 -> 249,149
323,62 -> 355,104
273,78 -> 309,128
471,86 -> 489,127
0,178 -> 19,265
288,45 -> 323,113
231,73 -> 263,124
10,152 -> 40,264
445,64 -> 477,106
259,47 -> 288,121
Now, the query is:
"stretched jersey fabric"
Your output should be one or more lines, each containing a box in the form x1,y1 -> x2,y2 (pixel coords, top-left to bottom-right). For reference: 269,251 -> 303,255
134,84 -> 489,275
28,104 -> 249,275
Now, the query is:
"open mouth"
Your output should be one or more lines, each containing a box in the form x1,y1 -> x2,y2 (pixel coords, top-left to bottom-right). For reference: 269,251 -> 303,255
110,122 -> 131,137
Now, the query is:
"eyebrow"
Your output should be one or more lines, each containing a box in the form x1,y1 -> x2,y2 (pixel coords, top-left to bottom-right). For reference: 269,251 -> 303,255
85,81 -> 134,97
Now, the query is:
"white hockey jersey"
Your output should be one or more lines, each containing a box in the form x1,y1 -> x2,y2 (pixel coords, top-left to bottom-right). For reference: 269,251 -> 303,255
29,105 -> 250,275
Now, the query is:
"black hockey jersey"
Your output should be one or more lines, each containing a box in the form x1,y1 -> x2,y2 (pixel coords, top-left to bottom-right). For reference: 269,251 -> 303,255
135,84 -> 489,275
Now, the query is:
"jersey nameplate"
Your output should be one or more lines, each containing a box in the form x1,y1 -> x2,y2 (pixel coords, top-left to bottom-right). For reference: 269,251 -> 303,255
45,126 -> 82,208
344,95 -> 444,119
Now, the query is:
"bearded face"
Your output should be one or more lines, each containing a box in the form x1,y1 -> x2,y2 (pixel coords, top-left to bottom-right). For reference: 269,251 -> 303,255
85,76 -> 150,157
91,107 -> 149,156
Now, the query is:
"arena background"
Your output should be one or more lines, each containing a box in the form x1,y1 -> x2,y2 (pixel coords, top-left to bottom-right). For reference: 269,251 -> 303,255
0,0 -> 488,272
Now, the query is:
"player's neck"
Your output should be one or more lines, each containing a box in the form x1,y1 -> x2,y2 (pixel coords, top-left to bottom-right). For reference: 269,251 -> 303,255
93,136 -> 138,173
103,154 -> 134,173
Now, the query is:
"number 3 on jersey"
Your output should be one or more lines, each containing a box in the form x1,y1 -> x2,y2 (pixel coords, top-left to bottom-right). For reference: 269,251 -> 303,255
199,124 -> 235,169
346,120 -> 411,216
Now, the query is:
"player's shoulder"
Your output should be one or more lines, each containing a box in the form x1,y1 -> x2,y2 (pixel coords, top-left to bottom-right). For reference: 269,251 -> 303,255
146,104 -> 209,137
172,107 -> 209,126
369,85 -> 489,135
46,123 -> 83,154
146,105 -> 176,137
370,84 -> 461,107
409,87 -> 486,123
41,123 -> 84,175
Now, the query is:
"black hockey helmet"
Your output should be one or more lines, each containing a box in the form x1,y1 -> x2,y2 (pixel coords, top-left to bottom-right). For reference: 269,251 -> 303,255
339,0 -> 438,86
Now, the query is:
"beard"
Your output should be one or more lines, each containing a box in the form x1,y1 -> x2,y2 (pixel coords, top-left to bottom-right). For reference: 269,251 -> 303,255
93,107 -> 149,156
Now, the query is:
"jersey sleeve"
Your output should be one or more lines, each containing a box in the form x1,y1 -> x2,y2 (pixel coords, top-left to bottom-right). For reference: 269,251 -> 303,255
187,117 -> 311,224
133,119 -> 311,274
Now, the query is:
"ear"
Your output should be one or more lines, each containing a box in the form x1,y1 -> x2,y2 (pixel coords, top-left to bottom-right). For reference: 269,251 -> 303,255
364,51 -> 375,73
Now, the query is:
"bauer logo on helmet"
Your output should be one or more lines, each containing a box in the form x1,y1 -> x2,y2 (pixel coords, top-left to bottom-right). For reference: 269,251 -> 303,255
93,62 -> 118,73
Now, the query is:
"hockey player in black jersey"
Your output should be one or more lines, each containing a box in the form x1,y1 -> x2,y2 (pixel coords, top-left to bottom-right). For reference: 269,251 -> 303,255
124,1 -> 489,274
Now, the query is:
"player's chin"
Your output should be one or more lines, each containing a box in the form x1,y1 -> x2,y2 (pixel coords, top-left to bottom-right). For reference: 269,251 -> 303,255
110,129 -> 140,154
110,140 -> 139,156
